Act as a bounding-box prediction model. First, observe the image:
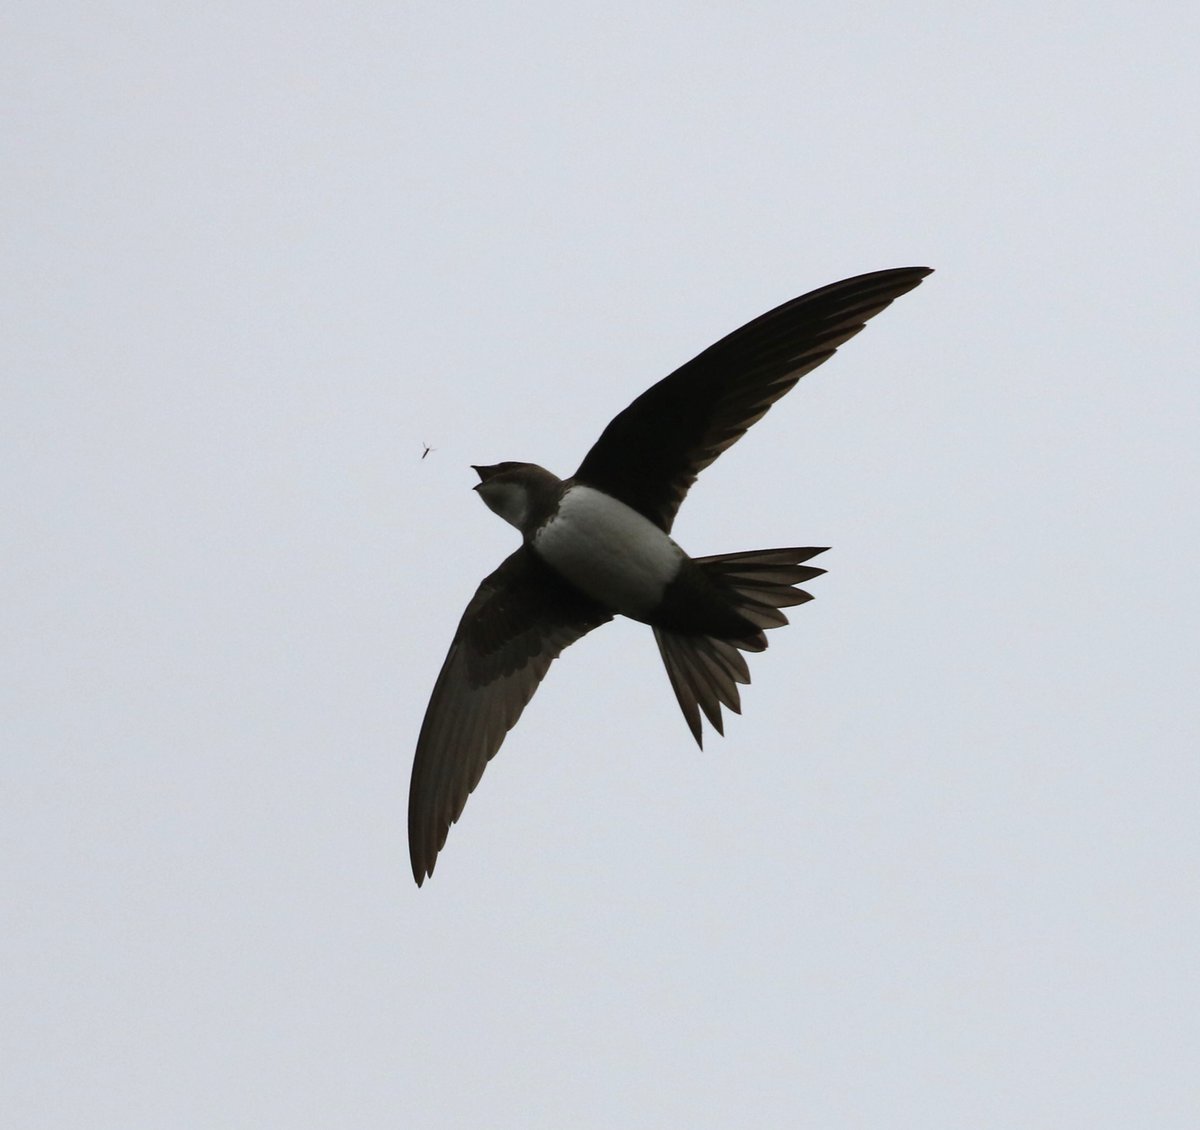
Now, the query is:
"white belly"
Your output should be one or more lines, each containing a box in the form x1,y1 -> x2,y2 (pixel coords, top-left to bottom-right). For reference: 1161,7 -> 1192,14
532,485 -> 683,616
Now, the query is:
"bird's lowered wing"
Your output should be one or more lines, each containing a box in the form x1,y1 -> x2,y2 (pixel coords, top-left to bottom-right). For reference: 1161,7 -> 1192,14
574,267 -> 932,531
408,546 -> 612,884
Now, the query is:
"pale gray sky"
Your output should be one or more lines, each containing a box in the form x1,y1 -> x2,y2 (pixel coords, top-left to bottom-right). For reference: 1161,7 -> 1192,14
4,3 -> 1198,1127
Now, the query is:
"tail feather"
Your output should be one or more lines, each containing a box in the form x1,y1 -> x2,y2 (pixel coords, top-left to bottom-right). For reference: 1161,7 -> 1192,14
654,630 -> 748,744
653,547 -> 827,746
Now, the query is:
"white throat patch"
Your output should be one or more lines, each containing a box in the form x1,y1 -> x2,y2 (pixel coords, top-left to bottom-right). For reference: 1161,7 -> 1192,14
532,485 -> 683,616
476,479 -> 530,530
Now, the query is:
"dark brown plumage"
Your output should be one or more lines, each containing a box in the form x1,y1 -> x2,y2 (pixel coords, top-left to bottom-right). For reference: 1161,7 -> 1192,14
409,267 -> 932,884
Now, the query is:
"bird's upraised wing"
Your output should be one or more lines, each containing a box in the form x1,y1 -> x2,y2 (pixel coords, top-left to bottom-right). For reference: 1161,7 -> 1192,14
574,267 -> 932,531
408,546 -> 612,884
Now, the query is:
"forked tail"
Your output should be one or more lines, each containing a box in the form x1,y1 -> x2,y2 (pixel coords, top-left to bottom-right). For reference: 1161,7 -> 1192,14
652,547 -> 827,746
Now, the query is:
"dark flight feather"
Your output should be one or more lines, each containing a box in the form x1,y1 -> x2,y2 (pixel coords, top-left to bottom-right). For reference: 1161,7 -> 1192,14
575,267 -> 932,531
408,547 -> 611,884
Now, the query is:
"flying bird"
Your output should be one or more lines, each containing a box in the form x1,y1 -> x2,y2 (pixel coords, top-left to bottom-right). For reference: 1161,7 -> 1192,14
409,266 -> 931,884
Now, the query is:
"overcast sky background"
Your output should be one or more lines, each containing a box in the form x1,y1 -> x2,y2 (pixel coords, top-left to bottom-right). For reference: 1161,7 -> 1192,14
5,3 -> 1198,1127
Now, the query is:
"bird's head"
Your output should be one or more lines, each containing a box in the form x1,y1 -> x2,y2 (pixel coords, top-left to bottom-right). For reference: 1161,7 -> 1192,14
472,462 -> 560,532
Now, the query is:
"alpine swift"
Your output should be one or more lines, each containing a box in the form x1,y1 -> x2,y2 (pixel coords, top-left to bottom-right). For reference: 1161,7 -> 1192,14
409,266 -> 932,884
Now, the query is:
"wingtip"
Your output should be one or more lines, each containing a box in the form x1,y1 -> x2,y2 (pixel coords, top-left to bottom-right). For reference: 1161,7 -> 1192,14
887,265 -> 934,293
871,265 -> 933,295
410,834 -> 435,887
